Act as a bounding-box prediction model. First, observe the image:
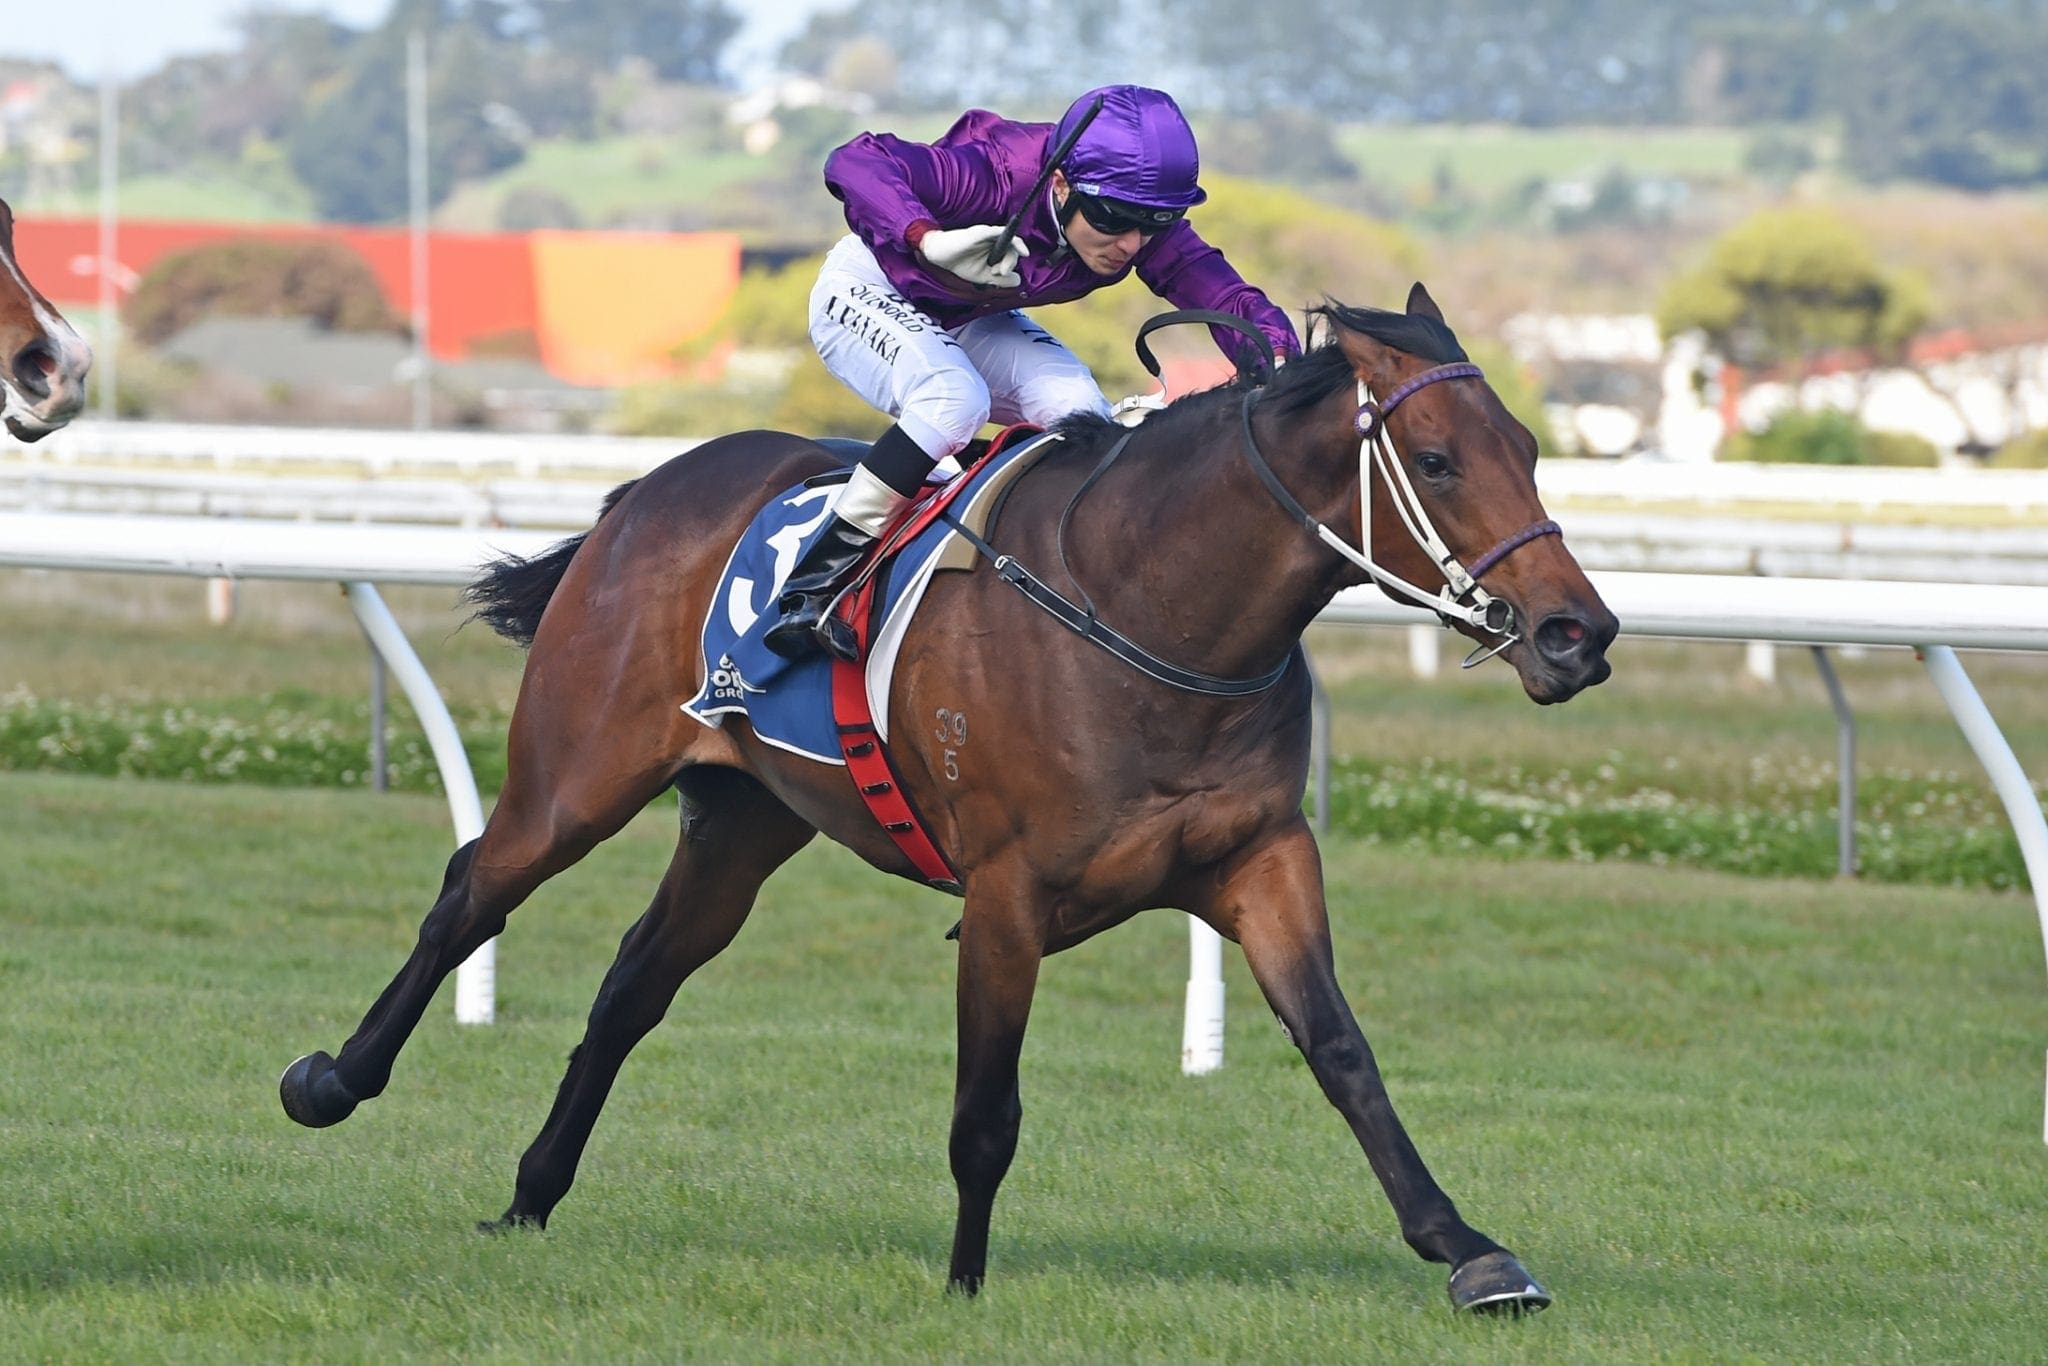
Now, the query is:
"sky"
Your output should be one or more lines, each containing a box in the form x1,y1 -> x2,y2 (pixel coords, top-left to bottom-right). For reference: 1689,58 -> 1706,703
2,0 -> 841,83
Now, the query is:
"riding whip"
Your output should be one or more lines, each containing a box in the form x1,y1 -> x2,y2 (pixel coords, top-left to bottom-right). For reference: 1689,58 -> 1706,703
984,95 -> 1105,269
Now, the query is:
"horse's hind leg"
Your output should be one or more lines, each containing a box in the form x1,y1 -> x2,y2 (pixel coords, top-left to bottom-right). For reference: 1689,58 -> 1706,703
281,734 -> 679,1129
488,766 -> 815,1230
1205,818 -> 1550,1316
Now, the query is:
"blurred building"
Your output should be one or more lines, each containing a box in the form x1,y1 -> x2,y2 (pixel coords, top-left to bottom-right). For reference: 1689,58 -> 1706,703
1506,311 -> 2048,462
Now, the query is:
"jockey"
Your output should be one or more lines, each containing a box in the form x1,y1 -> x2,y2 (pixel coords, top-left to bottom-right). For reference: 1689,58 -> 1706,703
765,84 -> 1302,659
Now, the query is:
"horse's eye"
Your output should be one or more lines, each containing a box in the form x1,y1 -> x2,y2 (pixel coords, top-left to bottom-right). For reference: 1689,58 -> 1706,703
1416,451 -> 1452,480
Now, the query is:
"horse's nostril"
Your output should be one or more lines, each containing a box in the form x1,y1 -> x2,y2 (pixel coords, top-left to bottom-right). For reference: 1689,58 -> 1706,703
1535,614 -> 1593,662
11,342 -> 55,398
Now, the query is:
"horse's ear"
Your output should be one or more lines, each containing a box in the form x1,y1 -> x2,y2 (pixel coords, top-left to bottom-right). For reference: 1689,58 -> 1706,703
1332,320 -> 1393,384
1405,282 -> 1445,323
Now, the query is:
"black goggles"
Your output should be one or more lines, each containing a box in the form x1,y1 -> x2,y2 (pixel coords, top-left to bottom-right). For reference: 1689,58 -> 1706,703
1069,192 -> 1186,238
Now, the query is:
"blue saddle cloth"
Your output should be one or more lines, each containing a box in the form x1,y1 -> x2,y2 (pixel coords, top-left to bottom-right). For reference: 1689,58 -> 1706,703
681,436 -> 1047,763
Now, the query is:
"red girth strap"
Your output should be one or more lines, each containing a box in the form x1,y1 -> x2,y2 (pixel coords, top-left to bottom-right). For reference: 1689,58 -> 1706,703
822,424 -> 1040,894
830,576 -> 962,893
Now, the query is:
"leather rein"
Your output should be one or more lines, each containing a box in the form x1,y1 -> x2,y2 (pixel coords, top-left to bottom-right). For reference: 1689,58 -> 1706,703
953,310 -> 1560,694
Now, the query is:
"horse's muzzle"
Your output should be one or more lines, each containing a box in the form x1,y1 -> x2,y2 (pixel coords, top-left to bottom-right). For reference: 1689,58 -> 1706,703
4,334 -> 92,441
1526,605 -> 1618,700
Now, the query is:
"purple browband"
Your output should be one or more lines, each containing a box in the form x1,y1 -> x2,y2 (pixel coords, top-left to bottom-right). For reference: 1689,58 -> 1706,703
1355,362 -> 1486,437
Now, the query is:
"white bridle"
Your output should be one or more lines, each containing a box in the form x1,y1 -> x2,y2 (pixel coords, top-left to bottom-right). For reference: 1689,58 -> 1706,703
1236,363 -> 1561,668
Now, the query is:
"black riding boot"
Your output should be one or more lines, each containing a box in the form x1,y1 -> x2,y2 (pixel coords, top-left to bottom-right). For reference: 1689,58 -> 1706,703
762,425 -> 936,660
765,428 -> 933,663
762,515 -> 874,660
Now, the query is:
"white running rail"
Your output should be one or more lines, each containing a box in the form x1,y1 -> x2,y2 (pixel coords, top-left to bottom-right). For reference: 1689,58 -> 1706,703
22,420 -> 2048,514
0,512 -> 558,1025
10,467 -> 2047,581
25,418 -> 695,478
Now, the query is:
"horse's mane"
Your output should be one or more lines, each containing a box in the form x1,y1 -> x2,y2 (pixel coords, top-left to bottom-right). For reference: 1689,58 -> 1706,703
1052,301 -> 1468,455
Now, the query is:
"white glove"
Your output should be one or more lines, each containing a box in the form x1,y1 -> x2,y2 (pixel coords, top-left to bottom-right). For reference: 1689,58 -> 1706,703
917,223 -> 1029,289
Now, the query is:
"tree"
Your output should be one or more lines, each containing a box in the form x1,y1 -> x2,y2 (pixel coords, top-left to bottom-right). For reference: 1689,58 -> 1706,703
822,0 -> 1152,111
1685,19 -> 1825,123
517,0 -> 741,85
116,14 -> 359,175
831,0 -> 1799,123
1831,7 -> 2048,189
497,186 -> 584,231
1655,208 -> 1927,369
825,37 -> 899,105
288,18 -> 525,222
779,9 -> 869,78
1201,111 -> 1360,187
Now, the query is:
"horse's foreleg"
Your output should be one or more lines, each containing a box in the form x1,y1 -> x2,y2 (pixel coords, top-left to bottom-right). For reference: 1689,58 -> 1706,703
489,767 -> 815,1231
945,863 -> 1048,1295
1211,818 -> 1550,1315
281,747 -> 675,1129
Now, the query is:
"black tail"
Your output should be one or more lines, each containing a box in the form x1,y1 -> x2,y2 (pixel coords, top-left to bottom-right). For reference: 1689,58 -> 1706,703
464,478 -> 640,647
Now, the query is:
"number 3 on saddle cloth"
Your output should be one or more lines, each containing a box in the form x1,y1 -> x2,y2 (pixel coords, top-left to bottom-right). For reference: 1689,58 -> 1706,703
681,425 -> 1056,893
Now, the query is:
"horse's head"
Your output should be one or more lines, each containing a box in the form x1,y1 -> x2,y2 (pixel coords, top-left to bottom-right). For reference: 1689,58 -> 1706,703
0,198 -> 93,442
1305,285 -> 1615,703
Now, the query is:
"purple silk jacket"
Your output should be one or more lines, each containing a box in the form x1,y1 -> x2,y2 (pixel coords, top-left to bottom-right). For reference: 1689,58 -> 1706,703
824,110 -> 1301,366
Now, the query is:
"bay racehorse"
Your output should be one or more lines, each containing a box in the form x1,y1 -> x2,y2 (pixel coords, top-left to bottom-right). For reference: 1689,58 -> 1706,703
281,285 -> 1616,1314
0,198 -> 92,441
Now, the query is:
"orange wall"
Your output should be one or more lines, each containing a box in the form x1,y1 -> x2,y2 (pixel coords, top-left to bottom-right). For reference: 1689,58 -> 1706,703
10,215 -> 741,382
529,230 -> 742,385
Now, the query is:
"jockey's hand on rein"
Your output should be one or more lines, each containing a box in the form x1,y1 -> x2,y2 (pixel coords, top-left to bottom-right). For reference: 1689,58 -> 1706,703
916,224 -> 1029,289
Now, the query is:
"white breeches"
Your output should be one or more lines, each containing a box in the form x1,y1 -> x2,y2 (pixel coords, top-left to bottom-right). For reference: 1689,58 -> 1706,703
808,234 -> 1112,460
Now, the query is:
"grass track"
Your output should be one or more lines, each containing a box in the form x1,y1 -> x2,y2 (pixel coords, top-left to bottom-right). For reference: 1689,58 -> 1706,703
3,772 -> 2045,1360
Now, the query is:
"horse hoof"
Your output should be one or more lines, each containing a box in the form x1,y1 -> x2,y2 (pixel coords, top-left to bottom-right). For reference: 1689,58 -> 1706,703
478,1211 -> 544,1236
1448,1250 -> 1552,1316
279,1051 -> 360,1128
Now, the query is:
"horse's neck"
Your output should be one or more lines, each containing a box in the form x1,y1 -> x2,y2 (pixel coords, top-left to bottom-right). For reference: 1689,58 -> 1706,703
1068,403 -> 1357,681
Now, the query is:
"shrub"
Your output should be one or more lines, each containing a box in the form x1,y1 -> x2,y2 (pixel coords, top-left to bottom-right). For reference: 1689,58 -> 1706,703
677,256 -> 820,359
1320,754 -> 2030,893
100,348 -> 201,420
1742,131 -> 1818,182
769,354 -> 893,439
127,238 -> 402,346
1988,428 -> 2048,468
607,381 -> 765,438
1201,111 -> 1361,186
1862,428 -> 1942,467
497,187 -> 584,231
609,353 -> 890,442
1725,408 -> 1937,466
